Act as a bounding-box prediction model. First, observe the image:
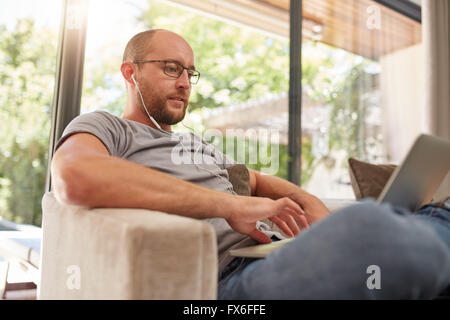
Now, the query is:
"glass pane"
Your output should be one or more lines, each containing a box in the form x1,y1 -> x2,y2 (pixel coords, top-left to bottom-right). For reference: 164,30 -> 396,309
81,0 -> 290,179
81,0 -> 146,116
298,0 -> 422,199
81,0 -> 422,199
0,0 -> 62,226
260,0 -> 422,199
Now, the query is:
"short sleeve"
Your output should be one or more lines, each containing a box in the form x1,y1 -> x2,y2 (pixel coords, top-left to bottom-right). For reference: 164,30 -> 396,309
55,111 -> 127,157
189,132 -> 237,170
221,151 -> 238,169
212,146 -> 237,170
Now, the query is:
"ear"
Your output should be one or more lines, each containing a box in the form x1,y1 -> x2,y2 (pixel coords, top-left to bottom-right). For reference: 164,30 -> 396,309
120,62 -> 135,86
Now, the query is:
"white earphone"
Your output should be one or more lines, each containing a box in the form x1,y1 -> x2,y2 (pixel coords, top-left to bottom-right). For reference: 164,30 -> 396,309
131,74 -> 235,193
131,73 -> 164,131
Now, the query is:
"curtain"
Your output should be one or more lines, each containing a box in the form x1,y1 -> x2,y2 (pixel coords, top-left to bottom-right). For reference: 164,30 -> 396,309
423,0 -> 450,201
423,0 -> 450,139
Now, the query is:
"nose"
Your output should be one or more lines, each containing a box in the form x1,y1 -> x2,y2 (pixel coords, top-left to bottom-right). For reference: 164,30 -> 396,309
175,69 -> 191,90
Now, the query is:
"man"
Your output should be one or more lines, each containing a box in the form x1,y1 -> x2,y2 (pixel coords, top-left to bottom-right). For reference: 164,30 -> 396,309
52,29 -> 450,299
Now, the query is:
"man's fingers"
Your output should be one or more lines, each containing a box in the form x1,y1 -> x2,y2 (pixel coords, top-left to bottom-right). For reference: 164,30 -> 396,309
278,197 -> 305,216
285,209 -> 309,230
280,198 -> 312,230
272,198 -> 310,236
275,214 -> 301,236
249,229 -> 272,244
297,214 -> 309,230
284,214 -> 301,235
270,216 -> 295,237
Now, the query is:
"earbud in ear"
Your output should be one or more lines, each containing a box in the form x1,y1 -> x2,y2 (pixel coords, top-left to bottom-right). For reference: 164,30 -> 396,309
131,74 -> 137,85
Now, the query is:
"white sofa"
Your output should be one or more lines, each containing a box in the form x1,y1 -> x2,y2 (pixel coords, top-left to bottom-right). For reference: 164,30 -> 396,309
39,191 -> 220,299
38,190 -> 354,300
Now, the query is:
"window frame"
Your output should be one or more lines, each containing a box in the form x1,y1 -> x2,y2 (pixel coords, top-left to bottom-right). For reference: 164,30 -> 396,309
45,0 -> 89,192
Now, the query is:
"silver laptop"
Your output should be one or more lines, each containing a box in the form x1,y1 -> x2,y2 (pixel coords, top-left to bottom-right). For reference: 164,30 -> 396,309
377,134 -> 450,211
230,134 -> 450,258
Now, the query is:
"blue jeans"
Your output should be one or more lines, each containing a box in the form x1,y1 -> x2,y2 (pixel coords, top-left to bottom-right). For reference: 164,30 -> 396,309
218,200 -> 450,299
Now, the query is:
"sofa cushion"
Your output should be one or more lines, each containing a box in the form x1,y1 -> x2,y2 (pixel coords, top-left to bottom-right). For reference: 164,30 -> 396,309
226,164 -> 251,196
348,157 -> 397,200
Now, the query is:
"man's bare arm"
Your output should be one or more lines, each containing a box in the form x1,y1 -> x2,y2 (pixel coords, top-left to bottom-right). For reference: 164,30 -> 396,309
52,133 -> 305,243
248,169 -> 330,225
52,133 -> 239,219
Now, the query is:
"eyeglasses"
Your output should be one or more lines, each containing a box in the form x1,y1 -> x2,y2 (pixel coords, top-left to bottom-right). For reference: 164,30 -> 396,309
132,59 -> 200,85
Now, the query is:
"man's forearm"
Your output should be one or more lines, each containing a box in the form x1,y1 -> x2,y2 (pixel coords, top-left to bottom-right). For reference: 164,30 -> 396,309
252,171 -> 311,200
52,153 -> 235,220
250,170 -> 330,224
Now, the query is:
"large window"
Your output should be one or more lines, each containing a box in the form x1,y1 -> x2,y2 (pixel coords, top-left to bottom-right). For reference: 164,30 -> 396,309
81,0 -> 146,116
0,0 -> 422,229
81,0 -> 291,179
80,0 -> 422,200
298,0 -> 422,199
0,0 -> 62,226
251,0 -> 422,199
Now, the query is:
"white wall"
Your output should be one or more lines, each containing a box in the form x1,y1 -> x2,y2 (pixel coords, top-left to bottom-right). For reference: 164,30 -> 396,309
380,43 -> 449,202
380,43 -> 425,163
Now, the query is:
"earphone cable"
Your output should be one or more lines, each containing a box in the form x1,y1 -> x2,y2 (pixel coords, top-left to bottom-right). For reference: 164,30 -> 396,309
134,77 -> 236,195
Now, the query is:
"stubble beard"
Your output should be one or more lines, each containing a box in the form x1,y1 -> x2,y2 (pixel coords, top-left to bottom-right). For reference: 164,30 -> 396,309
138,83 -> 187,126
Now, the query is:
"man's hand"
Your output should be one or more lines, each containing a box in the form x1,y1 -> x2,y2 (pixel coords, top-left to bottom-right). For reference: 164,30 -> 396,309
248,169 -> 330,227
285,191 -> 330,225
226,196 -> 309,244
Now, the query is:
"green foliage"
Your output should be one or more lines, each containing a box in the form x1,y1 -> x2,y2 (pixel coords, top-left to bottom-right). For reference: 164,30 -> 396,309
0,19 -> 56,225
0,3 -> 378,226
139,1 -> 290,111
300,136 -> 316,185
301,41 -> 380,177
81,43 -> 127,116
328,63 -> 378,163
139,1 -> 296,179
218,136 -> 289,180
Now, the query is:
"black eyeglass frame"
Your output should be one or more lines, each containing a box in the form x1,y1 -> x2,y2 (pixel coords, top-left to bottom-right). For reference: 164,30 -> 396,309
132,59 -> 200,85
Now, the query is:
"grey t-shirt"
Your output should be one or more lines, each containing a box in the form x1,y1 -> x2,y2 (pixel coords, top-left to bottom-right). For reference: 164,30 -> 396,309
56,110 -> 258,272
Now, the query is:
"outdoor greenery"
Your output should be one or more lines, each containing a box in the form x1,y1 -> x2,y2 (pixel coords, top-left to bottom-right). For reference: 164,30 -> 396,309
0,19 -> 56,226
328,62 -> 378,161
0,0 -> 378,226
138,1 -> 324,183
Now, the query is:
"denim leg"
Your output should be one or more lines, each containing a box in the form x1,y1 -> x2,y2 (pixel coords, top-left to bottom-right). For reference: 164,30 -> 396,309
218,200 -> 450,299
411,205 -> 450,249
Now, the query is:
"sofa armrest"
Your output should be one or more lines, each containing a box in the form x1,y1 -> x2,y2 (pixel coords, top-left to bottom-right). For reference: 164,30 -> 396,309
39,192 -> 217,300
322,198 -> 357,212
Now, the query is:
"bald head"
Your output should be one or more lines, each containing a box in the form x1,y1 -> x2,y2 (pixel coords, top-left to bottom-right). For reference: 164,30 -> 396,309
121,29 -> 195,130
123,29 -> 191,64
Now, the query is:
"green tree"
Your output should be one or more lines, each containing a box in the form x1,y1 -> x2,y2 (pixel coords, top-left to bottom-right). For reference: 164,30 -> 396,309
139,1 -> 290,111
0,19 -> 57,225
328,62 -> 378,161
82,1 -> 339,184
0,3 -> 379,228
138,1 -> 294,179
300,41 -> 380,184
